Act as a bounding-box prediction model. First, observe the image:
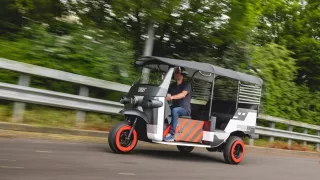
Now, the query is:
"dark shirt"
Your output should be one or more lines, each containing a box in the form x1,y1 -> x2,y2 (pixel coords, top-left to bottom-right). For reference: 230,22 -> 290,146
168,81 -> 192,113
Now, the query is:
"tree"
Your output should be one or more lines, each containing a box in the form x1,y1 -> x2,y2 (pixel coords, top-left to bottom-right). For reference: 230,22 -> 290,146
0,0 -> 25,36
254,0 -> 320,90
15,0 -> 67,22
66,0 -> 266,62
247,43 -> 319,124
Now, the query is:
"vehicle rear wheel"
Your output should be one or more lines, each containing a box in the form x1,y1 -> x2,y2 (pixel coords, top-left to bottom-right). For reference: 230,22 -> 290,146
177,145 -> 194,153
108,121 -> 138,154
223,136 -> 245,165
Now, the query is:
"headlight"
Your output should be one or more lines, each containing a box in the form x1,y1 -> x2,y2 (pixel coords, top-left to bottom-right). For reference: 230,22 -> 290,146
120,96 -> 130,104
132,96 -> 143,105
147,100 -> 163,108
120,96 -> 142,105
130,96 -> 136,104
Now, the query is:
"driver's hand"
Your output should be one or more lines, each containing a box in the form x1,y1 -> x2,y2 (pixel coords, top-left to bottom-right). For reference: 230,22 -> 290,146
166,95 -> 172,101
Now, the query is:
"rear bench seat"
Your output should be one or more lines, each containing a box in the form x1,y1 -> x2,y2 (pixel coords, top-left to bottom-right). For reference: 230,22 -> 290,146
189,100 -> 237,129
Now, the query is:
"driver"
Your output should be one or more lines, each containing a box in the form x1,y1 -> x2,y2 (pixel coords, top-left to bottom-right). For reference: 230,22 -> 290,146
164,66 -> 191,141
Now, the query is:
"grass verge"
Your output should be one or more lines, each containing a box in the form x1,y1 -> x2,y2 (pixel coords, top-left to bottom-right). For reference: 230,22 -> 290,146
0,103 -> 122,131
244,137 -> 317,152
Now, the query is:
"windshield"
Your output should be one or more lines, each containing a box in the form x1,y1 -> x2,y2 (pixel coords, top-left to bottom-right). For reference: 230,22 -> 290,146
135,67 -> 165,86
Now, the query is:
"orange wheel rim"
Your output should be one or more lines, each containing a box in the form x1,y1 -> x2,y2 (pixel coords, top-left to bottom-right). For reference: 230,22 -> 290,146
115,125 -> 137,152
231,140 -> 245,163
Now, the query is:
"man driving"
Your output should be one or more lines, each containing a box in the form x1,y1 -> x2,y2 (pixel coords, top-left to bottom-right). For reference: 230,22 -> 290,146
164,66 -> 192,142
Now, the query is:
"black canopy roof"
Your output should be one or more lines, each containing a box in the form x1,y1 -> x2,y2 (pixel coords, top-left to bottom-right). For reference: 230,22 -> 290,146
136,56 -> 263,86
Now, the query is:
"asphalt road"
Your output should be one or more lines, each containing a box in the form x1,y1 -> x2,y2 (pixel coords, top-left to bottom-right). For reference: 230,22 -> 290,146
0,137 -> 319,180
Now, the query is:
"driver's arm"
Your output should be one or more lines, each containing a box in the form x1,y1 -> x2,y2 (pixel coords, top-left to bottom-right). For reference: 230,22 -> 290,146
168,83 -> 191,100
171,90 -> 188,100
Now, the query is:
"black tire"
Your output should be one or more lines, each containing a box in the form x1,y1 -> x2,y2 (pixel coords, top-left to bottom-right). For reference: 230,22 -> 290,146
177,145 -> 194,153
223,136 -> 245,165
108,121 -> 138,154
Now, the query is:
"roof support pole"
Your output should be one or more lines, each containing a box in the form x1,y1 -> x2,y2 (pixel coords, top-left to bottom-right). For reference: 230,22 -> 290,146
208,74 -> 216,119
141,22 -> 155,84
236,81 -> 240,110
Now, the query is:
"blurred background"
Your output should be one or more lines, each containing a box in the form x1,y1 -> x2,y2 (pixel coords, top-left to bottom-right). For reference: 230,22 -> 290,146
0,0 -> 319,133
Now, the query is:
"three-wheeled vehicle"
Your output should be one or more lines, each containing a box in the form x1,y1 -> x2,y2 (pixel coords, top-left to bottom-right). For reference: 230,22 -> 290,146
108,56 -> 263,165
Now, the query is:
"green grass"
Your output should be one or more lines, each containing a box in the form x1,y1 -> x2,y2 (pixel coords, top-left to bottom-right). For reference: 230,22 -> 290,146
0,104 -> 11,122
0,103 -> 122,130
244,136 -> 317,152
81,112 -> 123,131
23,105 -> 77,128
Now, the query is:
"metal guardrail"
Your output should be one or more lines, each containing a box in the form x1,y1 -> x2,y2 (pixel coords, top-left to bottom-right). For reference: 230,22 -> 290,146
0,58 -> 131,92
0,58 -> 319,151
255,127 -> 320,143
253,114 -> 320,150
0,82 -> 124,114
0,57 -> 128,123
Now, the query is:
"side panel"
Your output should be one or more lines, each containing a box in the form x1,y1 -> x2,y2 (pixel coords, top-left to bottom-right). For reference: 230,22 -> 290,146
147,97 -> 165,141
202,121 -> 230,147
202,131 -> 230,147
162,118 -> 231,147
174,118 -> 205,143
224,108 -> 257,134
202,131 -> 215,141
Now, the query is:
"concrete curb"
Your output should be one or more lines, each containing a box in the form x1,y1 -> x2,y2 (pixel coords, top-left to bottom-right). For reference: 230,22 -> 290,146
0,122 -> 108,138
0,122 -> 319,157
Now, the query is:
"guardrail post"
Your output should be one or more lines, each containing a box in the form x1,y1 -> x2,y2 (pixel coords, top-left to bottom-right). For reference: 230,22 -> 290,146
269,122 -> 275,143
287,125 -> 293,149
316,131 -> 320,152
303,128 -> 308,146
249,138 -> 254,146
12,74 -> 30,123
76,85 -> 89,126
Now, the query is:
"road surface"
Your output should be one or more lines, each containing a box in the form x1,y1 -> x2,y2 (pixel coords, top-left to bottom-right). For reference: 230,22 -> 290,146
0,137 -> 319,180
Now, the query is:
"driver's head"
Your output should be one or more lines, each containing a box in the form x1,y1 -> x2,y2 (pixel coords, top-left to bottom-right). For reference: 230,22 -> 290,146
174,66 -> 187,81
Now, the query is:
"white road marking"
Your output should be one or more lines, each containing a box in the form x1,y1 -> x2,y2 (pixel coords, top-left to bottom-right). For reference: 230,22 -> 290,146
118,173 -> 136,176
104,164 -> 115,166
0,159 -> 16,162
35,150 -> 52,153
0,166 -> 24,169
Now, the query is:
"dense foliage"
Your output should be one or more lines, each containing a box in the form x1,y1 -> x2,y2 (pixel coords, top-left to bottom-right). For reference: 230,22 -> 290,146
0,0 -> 319,125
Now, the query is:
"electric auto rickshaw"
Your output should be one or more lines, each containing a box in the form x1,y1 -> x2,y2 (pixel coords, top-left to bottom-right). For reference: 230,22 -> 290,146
108,56 -> 263,165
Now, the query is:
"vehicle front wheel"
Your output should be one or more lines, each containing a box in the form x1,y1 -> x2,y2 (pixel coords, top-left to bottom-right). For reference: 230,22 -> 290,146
223,136 -> 245,165
108,121 -> 138,154
177,145 -> 194,153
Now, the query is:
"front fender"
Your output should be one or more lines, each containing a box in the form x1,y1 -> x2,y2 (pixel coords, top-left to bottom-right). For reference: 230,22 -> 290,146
119,109 -> 149,124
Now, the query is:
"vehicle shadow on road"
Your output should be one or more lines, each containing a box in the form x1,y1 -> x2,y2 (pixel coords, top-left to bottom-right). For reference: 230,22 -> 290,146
93,144 -> 252,165
132,149 -> 226,163
92,142 -> 227,164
